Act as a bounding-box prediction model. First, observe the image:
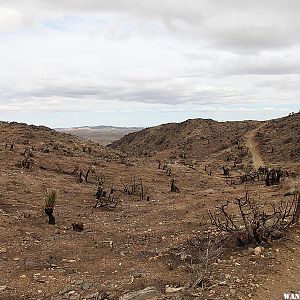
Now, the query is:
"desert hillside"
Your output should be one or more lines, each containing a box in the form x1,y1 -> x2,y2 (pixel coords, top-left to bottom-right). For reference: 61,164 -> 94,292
255,112 -> 300,170
109,119 -> 261,161
110,114 -> 300,169
0,117 -> 299,300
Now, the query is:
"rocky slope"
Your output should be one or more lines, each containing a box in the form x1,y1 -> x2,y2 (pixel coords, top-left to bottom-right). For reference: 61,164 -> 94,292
255,112 -> 300,168
109,119 -> 260,161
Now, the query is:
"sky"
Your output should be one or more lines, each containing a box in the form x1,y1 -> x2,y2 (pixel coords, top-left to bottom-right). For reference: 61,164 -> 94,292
0,0 -> 299,128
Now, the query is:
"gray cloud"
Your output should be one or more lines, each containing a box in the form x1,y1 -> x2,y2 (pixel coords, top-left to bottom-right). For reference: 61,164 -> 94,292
0,0 -> 299,123
1,0 -> 300,51
0,79 -> 243,107
2,0 -> 300,52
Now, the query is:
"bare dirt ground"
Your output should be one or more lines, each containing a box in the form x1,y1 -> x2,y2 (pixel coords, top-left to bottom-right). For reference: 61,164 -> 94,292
0,119 -> 299,300
256,233 -> 300,300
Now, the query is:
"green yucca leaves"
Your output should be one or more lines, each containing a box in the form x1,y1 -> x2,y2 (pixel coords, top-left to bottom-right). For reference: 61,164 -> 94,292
45,189 -> 57,208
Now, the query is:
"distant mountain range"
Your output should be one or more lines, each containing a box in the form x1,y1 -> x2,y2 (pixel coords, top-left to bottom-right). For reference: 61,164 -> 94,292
56,125 -> 143,131
57,125 -> 143,145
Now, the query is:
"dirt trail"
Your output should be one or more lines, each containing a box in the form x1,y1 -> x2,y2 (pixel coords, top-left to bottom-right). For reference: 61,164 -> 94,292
245,124 -> 266,170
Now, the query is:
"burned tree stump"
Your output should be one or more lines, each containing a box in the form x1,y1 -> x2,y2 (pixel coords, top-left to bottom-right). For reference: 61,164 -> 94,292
45,208 -> 55,225
72,222 -> 84,232
222,166 -> 230,176
171,179 -> 180,192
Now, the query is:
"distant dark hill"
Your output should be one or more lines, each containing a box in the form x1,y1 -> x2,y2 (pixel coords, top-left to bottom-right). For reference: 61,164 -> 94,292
109,118 -> 260,161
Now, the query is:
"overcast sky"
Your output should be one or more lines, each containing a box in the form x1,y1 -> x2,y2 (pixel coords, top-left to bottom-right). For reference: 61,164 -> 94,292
0,0 -> 299,127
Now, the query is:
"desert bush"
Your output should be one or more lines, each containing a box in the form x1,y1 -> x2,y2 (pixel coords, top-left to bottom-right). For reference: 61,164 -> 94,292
94,186 -> 119,208
16,157 -> 33,170
189,236 -> 223,289
209,190 -> 299,246
119,177 -> 148,200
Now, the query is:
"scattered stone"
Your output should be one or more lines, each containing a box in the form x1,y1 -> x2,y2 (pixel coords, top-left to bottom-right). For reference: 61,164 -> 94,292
71,279 -> 84,285
69,293 -> 81,300
119,286 -> 161,300
59,285 -> 74,295
68,291 -> 77,295
131,270 -> 147,279
165,286 -> 183,293
0,285 -> 6,292
180,252 -> 188,260
99,291 -> 110,300
253,246 -> 263,256
80,282 -> 93,291
33,273 -> 46,283
51,296 -> 63,300
230,288 -> 236,295
84,292 -> 99,300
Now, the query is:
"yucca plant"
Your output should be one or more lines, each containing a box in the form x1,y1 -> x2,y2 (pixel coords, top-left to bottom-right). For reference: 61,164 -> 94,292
45,190 -> 57,208
45,189 -> 57,225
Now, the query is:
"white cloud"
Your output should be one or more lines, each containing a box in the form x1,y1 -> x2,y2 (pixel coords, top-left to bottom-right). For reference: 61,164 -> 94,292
0,6 -> 23,31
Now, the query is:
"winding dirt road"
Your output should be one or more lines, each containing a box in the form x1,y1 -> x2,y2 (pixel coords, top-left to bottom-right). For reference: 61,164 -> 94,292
245,124 -> 266,170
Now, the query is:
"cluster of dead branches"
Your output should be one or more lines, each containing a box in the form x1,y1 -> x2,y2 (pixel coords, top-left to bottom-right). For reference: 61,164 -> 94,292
75,168 -> 90,183
16,146 -> 35,170
209,190 -> 300,246
119,177 -> 149,200
73,165 -> 101,184
222,166 -> 230,176
5,142 -> 14,151
188,236 -> 223,290
235,166 -> 288,185
204,165 -> 212,176
94,186 -> 119,208
158,161 -> 172,176
16,157 -> 33,170
240,171 -> 259,184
